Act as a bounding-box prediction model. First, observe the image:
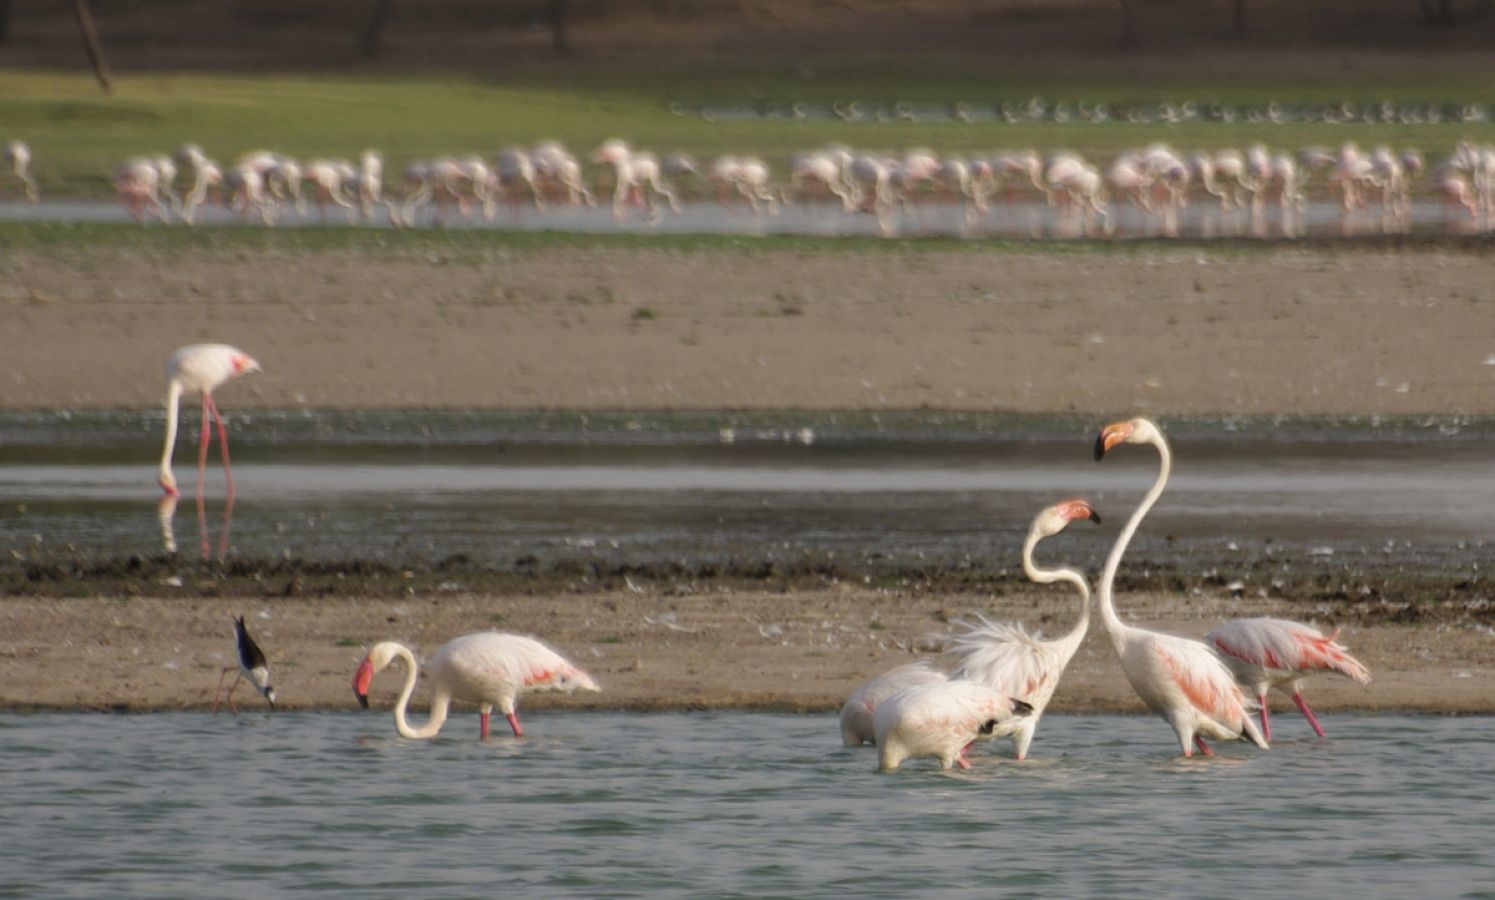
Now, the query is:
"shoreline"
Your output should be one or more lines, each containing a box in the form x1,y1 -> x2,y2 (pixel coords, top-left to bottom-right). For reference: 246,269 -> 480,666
2,590 -> 1490,715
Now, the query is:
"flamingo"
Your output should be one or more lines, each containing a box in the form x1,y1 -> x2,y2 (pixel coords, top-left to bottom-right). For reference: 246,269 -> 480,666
949,497 -> 1101,760
1205,618 -> 1371,741
211,614 -> 275,714
3,140 -> 39,202
839,661 -> 948,746
872,681 -> 1033,771
1092,417 -> 1268,757
158,344 -> 261,498
352,632 -> 601,739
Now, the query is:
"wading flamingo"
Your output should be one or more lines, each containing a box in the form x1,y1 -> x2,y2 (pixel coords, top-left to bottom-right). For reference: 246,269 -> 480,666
949,498 -> 1101,760
839,661 -> 948,746
158,344 -> 261,498
352,632 -> 600,740
872,681 -> 1033,771
212,615 -> 275,714
3,140 -> 39,202
1205,617 -> 1370,741
1093,417 -> 1268,758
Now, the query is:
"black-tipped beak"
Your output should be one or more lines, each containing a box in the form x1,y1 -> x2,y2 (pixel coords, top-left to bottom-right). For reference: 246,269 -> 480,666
356,693 -> 369,709
1012,698 -> 1035,716
1088,509 -> 1102,524
1093,433 -> 1107,461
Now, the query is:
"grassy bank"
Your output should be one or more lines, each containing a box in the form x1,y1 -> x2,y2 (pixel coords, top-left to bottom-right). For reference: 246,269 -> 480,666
3,69 -> 1493,198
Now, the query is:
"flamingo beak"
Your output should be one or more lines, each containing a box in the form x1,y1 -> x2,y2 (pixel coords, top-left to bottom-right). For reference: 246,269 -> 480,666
1055,498 -> 1101,525
1093,421 -> 1134,460
352,658 -> 373,708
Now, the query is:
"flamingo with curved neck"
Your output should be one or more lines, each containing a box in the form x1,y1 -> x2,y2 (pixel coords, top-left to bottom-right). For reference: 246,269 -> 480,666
159,343 -> 261,499
1093,417 -> 1268,758
353,632 -> 600,740
950,498 -> 1100,760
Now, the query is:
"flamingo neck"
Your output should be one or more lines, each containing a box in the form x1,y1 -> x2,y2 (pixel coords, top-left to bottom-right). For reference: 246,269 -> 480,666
389,644 -> 449,740
159,381 -> 184,488
1021,527 -> 1091,647
1097,433 -> 1172,653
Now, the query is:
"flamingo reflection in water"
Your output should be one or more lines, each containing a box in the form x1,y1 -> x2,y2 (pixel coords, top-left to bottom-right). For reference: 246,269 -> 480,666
157,492 -> 237,561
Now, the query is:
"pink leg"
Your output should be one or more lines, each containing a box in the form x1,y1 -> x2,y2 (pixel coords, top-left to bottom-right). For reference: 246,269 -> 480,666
1259,694 -> 1272,743
197,395 -> 212,501
1293,692 -> 1326,738
210,667 -> 233,714
1194,736 -> 1215,757
955,740 -> 974,769
480,711 -> 491,740
506,711 -> 523,737
206,395 -> 235,499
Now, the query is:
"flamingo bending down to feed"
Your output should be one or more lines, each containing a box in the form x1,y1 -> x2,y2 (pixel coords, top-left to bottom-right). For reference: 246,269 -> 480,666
872,681 -> 1033,771
1093,417 -> 1268,758
212,614 -> 275,714
158,344 -> 261,498
949,497 -> 1101,760
1205,617 -> 1371,740
839,661 -> 948,746
352,632 -> 601,739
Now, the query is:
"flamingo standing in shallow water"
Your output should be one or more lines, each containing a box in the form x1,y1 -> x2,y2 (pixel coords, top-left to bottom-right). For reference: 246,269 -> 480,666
352,632 -> 600,740
1205,617 -> 1370,741
872,681 -> 1033,771
1093,417 -> 1268,758
158,344 -> 261,498
949,498 -> 1101,760
212,614 -> 276,714
839,661 -> 948,746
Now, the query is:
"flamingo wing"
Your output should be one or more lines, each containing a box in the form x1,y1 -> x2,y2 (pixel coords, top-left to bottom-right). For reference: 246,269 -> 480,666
1208,618 -> 1370,683
1153,637 -> 1251,729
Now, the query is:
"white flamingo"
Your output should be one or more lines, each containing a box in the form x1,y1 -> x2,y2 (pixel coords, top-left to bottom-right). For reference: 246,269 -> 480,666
115,157 -> 169,223
1206,618 -> 1371,741
158,343 -> 261,498
1092,417 -> 1268,757
949,497 -> 1101,760
3,140 -> 39,202
872,681 -> 1033,771
593,140 -> 679,220
839,661 -> 948,747
352,632 -> 601,739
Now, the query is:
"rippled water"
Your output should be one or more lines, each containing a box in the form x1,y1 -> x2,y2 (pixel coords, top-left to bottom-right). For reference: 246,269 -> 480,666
2,713 -> 1492,896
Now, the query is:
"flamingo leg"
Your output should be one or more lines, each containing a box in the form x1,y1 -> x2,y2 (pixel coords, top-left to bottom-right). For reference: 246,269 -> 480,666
480,711 -> 491,740
1259,694 -> 1273,743
955,741 -> 974,770
197,394 -> 212,501
206,395 -> 234,499
505,711 -> 523,737
1293,692 -> 1327,738
1193,736 -> 1215,757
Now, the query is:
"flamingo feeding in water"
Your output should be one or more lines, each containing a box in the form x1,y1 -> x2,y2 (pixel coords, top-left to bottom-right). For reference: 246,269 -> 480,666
1205,617 -> 1371,741
211,614 -> 275,714
949,497 -> 1101,760
872,681 -> 1033,771
352,632 -> 601,740
158,344 -> 261,498
1093,417 -> 1268,758
839,661 -> 948,746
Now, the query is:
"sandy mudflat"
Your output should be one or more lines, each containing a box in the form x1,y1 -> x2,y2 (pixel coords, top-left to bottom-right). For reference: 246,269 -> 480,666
1,588 -> 1490,714
1,241 -> 1492,713
2,244 -> 1493,416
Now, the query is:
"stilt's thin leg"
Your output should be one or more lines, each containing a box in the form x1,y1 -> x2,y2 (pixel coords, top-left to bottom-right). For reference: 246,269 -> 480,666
210,667 -> 233,714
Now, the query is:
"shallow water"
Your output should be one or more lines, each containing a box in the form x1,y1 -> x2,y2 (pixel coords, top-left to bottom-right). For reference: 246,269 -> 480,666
1,712 -> 1492,896
0,196 -> 1485,240
2,411 -> 1490,573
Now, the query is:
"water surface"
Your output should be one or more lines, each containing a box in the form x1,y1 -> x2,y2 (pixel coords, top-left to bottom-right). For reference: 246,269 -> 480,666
1,712 -> 1491,896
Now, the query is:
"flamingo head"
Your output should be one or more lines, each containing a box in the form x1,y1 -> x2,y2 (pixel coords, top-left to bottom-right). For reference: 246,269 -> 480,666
592,139 -> 629,165
351,642 -> 400,709
1034,497 -> 1101,538
231,353 -> 261,377
1093,417 -> 1161,460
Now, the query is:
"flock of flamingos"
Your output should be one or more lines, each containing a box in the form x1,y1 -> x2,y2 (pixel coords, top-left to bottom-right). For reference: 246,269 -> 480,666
172,342 -> 1371,771
4,136 -> 1495,236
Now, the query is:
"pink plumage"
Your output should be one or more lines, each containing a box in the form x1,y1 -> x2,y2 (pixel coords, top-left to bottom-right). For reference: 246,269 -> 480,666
1206,617 -> 1371,740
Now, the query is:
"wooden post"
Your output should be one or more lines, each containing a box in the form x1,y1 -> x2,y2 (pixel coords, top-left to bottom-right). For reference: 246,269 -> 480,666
72,0 -> 113,94
549,0 -> 569,55
361,0 -> 394,58
1233,0 -> 1247,36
